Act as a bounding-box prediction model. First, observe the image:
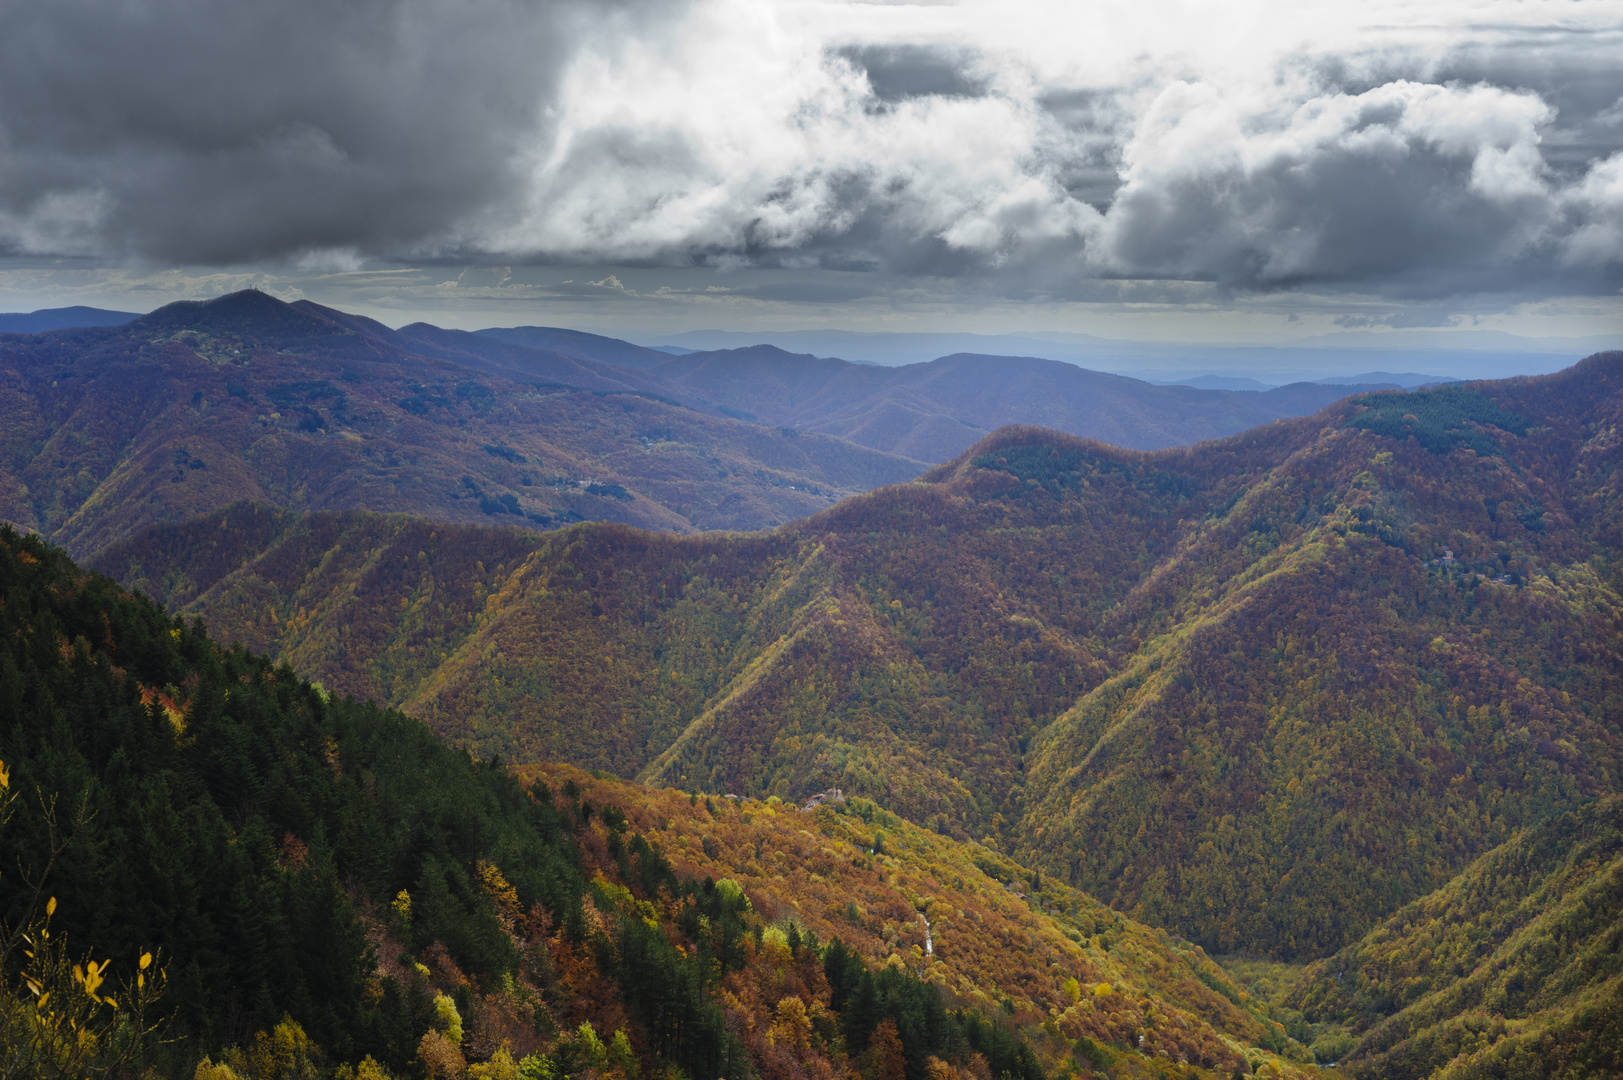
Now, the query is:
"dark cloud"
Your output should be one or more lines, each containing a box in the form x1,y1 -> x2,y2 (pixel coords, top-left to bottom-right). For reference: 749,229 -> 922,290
0,0 -> 667,263
1037,89 -> 1129,211
832,45 -> 990,104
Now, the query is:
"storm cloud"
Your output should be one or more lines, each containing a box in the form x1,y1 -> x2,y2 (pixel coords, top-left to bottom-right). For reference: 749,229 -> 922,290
2,0 -> 1621,305
0,0 -> 668,263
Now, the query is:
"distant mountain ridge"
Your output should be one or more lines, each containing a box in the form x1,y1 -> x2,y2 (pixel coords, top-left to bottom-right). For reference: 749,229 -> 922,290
0,289 -> 1429,558
629,326 -> 1607,381
0,304 -> 139,333
468,324 -> 1399,460
476,324 -> 675,368
0,290 -> 921,556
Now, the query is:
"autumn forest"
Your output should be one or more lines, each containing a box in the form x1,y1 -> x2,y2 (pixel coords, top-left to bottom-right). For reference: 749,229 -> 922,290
1,296 -> 1620,1080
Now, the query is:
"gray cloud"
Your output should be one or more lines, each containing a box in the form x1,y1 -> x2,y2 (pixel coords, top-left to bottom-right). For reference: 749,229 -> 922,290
832,45 -> 991,104
1,0 -> 1620,316
0,0 -> 668,263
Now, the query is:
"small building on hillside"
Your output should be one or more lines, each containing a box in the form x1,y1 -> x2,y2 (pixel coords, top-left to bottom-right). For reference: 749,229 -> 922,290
801,787 -> 845,812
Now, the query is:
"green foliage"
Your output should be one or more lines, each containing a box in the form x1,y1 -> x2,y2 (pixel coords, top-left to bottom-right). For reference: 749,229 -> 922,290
1286,797 -> 1623,1080
0,525 -> 593,1075
824,939 -> 1041,1080
1343,386 -> 1528,456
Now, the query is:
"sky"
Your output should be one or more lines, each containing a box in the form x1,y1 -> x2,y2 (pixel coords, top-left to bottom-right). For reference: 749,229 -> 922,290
1,0 -> 1621,349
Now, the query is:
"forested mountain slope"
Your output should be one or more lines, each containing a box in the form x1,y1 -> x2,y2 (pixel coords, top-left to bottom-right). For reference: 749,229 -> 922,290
532,764 -> 1333,1078
0,291 -> 920,555
1281,797 -> 1622,1079
99,354 -> 1623,961
0,525 -> 1321,1080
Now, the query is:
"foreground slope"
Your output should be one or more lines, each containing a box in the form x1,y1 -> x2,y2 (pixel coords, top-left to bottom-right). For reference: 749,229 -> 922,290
103,355 -> 1623,960
531,764 -> 1330,1079
1,525 -> 1328,1080
0,291 -> 921,555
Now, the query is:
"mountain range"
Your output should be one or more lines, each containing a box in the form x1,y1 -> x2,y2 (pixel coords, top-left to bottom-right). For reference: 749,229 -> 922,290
1,290 -> 1401,556
0,291 -> 918,554
4,288 -> 1623,1079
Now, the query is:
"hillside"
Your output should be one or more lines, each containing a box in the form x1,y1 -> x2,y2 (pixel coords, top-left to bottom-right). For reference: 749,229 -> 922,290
529,764 -> 1332,1079
0,523 -> 1336,1080
0,291 -> 921,556
101,353 -> 1623,965
1277,797 -> 1622,1079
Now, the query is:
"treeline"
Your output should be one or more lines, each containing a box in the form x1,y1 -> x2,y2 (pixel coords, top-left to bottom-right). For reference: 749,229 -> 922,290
0,525 -> 1047,1080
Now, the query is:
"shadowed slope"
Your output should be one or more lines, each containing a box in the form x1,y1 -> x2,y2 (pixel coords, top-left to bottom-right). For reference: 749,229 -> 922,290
0,291 -> 922,555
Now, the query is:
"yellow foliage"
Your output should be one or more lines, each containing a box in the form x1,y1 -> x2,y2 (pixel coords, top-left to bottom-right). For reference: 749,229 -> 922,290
468,1046 -> 519,1080
333,1056 -> 394,1080
768,996 -> 812,1051
479,860 -> 522,930
1092,982 -> 1112,998
433,992 -> 464,1046
419,1029 -> 466,1079
355,1056 -> 394,1080
245,1016 -> 323,1080
195,1058 -> 243,1080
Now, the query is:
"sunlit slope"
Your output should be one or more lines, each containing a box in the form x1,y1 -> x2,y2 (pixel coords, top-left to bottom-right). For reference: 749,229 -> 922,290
1281,797 -> 1622,1079
529,764 -> 1335,1079
104,354 -> 1623,960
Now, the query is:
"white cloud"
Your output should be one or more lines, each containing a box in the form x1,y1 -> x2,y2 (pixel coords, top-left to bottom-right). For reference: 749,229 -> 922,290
1563,152 -> 1623,267
471,0 -> 1623,297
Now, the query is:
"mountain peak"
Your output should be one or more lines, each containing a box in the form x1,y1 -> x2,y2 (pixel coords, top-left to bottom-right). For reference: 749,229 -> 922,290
134,288 -> 349,343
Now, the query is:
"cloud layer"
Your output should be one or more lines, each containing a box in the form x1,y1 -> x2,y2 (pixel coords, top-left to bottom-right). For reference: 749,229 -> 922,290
0,0 -> 665,262
2,0 -> 1621,303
